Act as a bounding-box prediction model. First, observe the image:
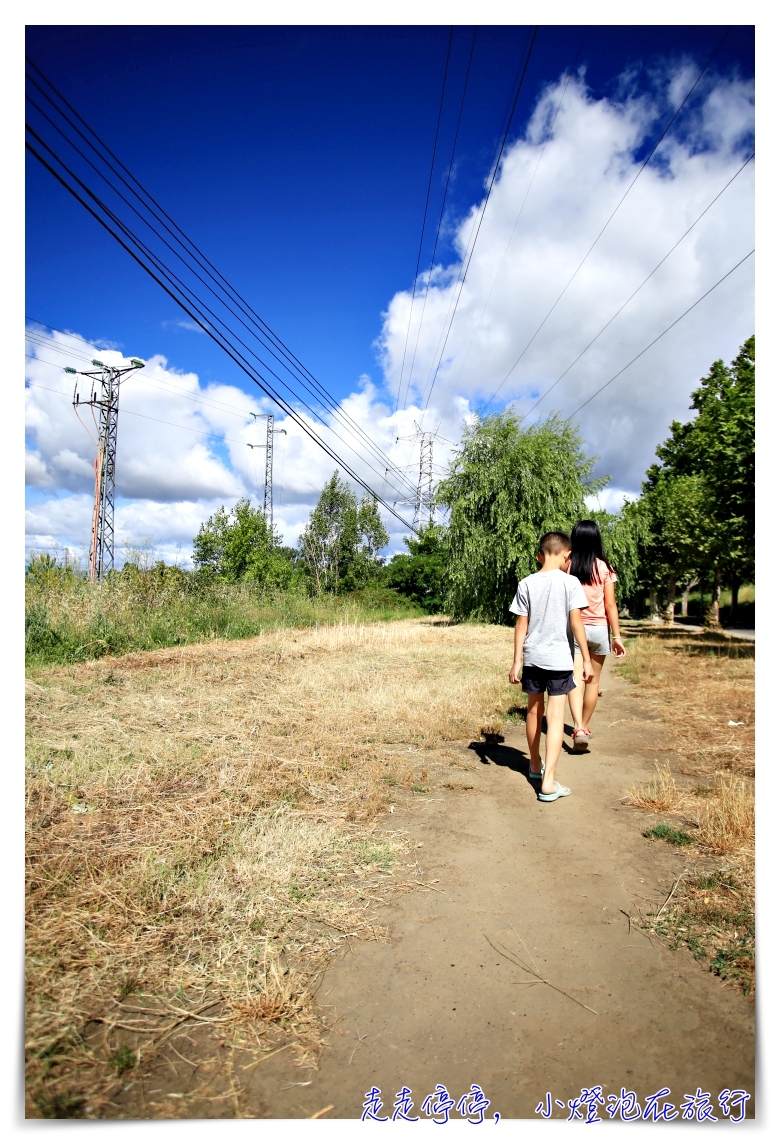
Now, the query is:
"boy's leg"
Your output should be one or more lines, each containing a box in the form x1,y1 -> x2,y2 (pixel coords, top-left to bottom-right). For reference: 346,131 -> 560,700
582,654 -> 606,729
525,693 -> 545,773
568,651 -> 585,730
540,694 -> 567,795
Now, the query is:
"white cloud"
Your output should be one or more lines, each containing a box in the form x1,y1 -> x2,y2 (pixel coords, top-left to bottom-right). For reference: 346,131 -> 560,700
377,62 -> 754,493
25,330 -> 442,560
25,61 -> 754,565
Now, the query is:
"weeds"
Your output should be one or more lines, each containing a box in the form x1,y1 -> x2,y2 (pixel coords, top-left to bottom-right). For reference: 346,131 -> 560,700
696,774 -> 754,854
620,633 -> 754,997
652,867 -> 755,996
642,822 -> 692,846
26,563 -> 423,667
108,1046 -> 135,1075
626,764 -> 679,811
26,617 -> 517,1115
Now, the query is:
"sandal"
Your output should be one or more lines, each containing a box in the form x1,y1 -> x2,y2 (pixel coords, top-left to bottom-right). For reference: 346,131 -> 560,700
538,781 -> 572,802
529,761 -> 545,780
572,729 -> 590,751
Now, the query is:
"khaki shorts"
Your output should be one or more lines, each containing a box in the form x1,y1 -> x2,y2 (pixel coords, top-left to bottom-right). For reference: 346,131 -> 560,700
573,624 -> 611,658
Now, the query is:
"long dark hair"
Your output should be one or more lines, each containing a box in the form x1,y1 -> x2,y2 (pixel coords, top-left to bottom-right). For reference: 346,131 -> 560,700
568,520 -> 615,586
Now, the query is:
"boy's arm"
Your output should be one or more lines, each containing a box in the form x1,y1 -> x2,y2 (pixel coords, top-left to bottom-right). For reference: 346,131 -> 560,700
569,609 -> 594,682
605,580 -> 626,657
509,615 -> 528,684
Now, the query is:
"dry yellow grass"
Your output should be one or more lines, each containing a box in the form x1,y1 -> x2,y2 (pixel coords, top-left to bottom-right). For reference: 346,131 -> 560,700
696,774 -> 755,855
625,763 -> 680,812
616,630 -> 754,778
616,631 -> 754,995
25,617 -> 515,1116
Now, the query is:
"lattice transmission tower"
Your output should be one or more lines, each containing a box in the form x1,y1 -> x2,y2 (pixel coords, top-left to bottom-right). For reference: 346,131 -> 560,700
394,421 -> 450,532
247,413 -> 286,533
67,357 -> 144,581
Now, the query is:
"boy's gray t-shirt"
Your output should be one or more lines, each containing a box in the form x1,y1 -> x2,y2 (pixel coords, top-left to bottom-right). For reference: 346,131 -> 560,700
509,569 -> 589,670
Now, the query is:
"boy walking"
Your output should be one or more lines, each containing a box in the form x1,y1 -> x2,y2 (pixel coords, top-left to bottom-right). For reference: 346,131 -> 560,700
508,532 -> 594,802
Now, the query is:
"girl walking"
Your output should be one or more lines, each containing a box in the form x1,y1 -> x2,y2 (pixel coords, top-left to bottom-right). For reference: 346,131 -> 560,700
566,520 -> 626,750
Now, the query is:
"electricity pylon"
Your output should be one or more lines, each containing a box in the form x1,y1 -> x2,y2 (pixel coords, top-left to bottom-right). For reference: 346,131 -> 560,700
394,421 -> 449,532
247,413 -> 286,533
67,357 -> 144,581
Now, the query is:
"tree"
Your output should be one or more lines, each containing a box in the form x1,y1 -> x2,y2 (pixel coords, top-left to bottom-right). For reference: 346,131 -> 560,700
299,472 -> 389,594
438,412 -> 606,622
590,500 -> 650,610
384,524 -> 447,612
639,336 -> 754,626
637,472 -> 711,622
192,499 -> 295,589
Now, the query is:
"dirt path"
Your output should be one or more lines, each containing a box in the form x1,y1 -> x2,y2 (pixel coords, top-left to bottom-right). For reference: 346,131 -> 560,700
248,659 -> 753,1119
114,658 -> 754,1119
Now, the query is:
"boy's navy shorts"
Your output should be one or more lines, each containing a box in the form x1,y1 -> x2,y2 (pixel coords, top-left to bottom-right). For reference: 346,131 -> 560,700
521,665 -> 576,696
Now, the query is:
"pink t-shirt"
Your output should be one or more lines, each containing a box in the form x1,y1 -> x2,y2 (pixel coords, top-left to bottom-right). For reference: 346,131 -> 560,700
565,558 -> 617,625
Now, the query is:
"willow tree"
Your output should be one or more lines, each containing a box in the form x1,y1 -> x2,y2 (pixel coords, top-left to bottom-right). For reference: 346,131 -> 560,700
439,412 -> 606,622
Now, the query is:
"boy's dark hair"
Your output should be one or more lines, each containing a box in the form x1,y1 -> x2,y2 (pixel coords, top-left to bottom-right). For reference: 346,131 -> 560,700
538,531 -> 571,556
568,519 -> 616,585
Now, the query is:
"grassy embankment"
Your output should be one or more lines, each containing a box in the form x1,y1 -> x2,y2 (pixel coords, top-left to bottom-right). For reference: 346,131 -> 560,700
615,631 -> 754,996
25,562 -> 424,667
25,617 -> 516,1117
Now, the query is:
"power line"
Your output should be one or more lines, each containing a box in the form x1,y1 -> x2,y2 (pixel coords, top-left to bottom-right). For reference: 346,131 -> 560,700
392,26 -> 454,416
510,150 -> 755,425
25,133 -> 417,530
26,380 -> 256,448
25,61 -> 419,505
477,26 -> 733,414
562,248 -> 754,420
25,110 -> 413,501
399,26 -> 478,415
416,26 -> 540,419
436,30 -> 587,422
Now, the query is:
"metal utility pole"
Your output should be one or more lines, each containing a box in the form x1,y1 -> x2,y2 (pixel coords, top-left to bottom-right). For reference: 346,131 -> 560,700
394,421 -> 448,532
248,413 -> 286,533
67,357 -> 144,581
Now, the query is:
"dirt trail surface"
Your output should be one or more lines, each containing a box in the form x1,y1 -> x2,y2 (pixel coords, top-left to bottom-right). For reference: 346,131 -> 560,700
116,659 -> 753,1119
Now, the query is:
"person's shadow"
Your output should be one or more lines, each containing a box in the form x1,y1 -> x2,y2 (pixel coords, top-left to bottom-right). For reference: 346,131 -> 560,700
468,727 -> 542,789
468,715 -> 582,785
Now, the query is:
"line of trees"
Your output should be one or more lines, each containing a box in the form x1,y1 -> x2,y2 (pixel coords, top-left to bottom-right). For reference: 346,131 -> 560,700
635,336 -> 754,627
40,335 -> 748,628
191,473 -> 391,598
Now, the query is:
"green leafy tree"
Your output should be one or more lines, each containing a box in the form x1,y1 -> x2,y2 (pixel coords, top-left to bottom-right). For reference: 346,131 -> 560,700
438,412 -> 606,622
299,472 -> 389,594
384,523 -> 447,612
192,499 -> 295,589
590,500 -> 650,609
638,336 -> 754,626
637,472 -> 712,621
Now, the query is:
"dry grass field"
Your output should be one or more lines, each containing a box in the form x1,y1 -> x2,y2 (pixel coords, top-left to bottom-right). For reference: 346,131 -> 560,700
25,617 -> 516,1117
616,631 -> 755,996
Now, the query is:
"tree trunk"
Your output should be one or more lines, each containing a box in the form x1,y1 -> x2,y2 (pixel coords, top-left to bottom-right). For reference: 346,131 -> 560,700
648,589 -> 661,621
729,575 -> 740,627
663,574 -> 677,625
680,576 -> 698,617
704,566 -> 722,629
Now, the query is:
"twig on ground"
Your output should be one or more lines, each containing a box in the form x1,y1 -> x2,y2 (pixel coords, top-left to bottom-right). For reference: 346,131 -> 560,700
484,934 -> 598,1016
309,1105 -> 335,1118
655,871 -> 687,921
348,1031 -> 369,1065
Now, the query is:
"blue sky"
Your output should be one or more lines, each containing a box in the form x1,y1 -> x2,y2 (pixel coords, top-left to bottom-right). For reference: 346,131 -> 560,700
25,24 -> 755,562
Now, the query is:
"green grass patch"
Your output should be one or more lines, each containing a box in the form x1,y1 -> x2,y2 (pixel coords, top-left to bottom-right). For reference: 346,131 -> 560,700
643,822 -> 693,846
108,1046 -> 136,1075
